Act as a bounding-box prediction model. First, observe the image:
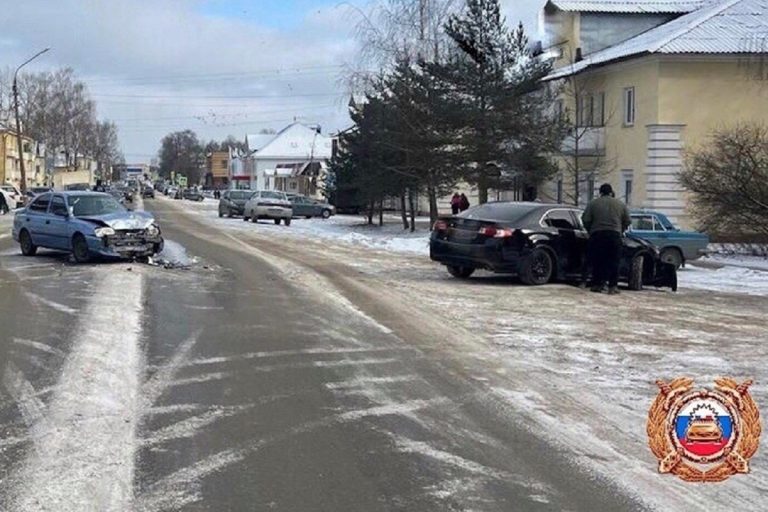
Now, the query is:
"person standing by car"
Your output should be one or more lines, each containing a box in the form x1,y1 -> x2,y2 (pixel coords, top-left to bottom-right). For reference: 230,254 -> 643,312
581,183 -> 631,295
459,193 -> 470,212
450,193 -> 461,215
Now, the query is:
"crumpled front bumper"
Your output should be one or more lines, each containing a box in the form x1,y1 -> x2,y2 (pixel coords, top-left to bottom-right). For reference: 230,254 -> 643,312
87,231 -> 164,259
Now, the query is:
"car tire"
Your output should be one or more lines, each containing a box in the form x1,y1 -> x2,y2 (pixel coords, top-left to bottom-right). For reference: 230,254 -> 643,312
628,254 -> 644,291
218,209 -> 224,218
251,214 -> 258,223
243,213 -> 250,221
321,209 -> 331,219
305,216 -> 312,219
284,217 -> 291,226
447,265 -> 474,279
274,218 -> 280,225
519,247 -> 554,286
660,248 -> 683,270
0,203 -> 8,215
19,229 -> 37,256
72,233 -> 90,263
227,210 -> 234,218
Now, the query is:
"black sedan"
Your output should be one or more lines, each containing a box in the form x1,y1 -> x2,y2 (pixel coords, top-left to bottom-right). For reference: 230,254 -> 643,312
430,202 -> 677,290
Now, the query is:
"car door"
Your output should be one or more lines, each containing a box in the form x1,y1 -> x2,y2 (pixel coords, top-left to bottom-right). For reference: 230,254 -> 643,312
291,196 -> 309,216
46,195 -> 72,250
541,209 -> 582,274
22,193 -> 52,247
629,214 -> 662,245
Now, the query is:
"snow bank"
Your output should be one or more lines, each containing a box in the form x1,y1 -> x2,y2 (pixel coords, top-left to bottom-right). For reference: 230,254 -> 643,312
678,265 -> 768,296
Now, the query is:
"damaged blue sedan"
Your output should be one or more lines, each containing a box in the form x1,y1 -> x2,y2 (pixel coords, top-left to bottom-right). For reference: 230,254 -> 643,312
12,191 -> 164,263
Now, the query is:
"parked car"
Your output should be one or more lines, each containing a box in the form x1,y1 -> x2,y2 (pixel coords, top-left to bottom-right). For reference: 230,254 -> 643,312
28,186 -> 52,197
142,186 -> 155,199
218,190 -> 253,218
64,183 -> 92,191
0,189 -> 13,214
288,194 -> 336,219
2,184 -> 24,208
12,192 -> 164,263
183,188 -> 204,201
430,202 -> 677,290
629,210 -> 709,268
243,190 -> 293,225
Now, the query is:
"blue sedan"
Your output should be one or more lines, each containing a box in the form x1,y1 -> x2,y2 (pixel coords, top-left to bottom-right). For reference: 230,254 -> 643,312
629,210 -> 709,268
12,191 -> 164,263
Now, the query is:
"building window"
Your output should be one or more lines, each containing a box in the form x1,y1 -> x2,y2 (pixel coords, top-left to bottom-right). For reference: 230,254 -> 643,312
623,87 -> 635,126
576,92 -> 605,127
622,170 -> 634,205
594,92 -> 605,127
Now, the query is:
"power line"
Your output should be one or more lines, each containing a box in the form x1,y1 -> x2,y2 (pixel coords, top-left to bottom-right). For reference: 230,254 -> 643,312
92,92 -> 343,99
83,64 -> 345,84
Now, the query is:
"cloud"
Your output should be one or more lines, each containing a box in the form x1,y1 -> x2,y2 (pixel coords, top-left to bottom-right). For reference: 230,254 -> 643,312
2,0 -> 543,162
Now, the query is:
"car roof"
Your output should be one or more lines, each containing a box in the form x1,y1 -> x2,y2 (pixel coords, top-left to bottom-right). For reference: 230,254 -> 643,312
52,191 -> 110,197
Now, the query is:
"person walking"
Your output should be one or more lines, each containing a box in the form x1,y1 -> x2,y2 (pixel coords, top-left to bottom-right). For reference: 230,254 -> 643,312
450,193 -> 461,215
581,183 -> 631,295
459,193 -> 470,212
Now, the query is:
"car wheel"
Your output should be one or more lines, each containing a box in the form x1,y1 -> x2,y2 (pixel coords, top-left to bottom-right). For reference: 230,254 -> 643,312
284,217 -> 291,226
251,214 -> 258,223
0,203 -> 8,215
243,213 -> 250,221
19,229 -> 37,256
660,248 -> 683,269
72,234 -> 90,263
227,210 -> 234,218
218,209 -> 224,218
305,216 -> 312,219
628,254 -> 644,291
321,209 -> 331,219
274,218 -> 280,225
519,247 -> 553,285
447,265 -> 474,279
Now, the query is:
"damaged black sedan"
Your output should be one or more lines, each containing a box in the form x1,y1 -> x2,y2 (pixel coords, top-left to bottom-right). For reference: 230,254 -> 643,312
430,202 -> 677,291
12,191 -> 164,263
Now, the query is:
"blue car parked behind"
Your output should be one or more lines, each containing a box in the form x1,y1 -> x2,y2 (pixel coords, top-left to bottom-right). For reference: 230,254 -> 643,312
629,210 -> 709,268
12,191 -> 164,263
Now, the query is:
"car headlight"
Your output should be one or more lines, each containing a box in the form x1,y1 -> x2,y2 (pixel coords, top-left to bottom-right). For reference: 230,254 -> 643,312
94,227 -> 115,237
146,224 -> 160,237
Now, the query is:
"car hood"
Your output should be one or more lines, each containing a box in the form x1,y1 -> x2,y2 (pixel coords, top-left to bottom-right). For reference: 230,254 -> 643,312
78,211 -> 155,230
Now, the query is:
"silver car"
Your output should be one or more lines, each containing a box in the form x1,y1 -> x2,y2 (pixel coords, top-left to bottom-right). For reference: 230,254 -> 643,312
243,190 -> 293,226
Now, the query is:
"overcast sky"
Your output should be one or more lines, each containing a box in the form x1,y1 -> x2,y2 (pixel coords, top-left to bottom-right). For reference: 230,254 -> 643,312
2,0 -> 543,163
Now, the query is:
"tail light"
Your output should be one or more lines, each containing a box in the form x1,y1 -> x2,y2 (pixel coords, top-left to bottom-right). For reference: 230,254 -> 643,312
478,226 -> 516,238
433,220 -> 448,232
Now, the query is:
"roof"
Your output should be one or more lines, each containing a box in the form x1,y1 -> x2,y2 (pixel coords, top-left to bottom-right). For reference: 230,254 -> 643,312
244,133 -> 275,152
546,0 -> 708,13
546,0 -> 768,79
253,122 -> 333,160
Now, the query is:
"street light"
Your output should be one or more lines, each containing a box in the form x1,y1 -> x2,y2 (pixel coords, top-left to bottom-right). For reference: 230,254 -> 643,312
13,47 -> 50,195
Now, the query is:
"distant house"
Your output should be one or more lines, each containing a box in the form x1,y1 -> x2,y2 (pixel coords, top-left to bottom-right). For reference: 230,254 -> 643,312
205,151 -> 230,189
239,123 -> 334,198
0,127 -> 45,188
540,0 -> 768,227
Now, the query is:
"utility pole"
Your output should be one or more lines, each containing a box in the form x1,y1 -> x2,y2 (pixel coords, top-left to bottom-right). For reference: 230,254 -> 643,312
12,47 -> 50,195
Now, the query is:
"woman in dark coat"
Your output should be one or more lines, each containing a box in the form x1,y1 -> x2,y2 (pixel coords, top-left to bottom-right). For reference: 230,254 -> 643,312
450,193 -> 460,215
459,193 -> 470,212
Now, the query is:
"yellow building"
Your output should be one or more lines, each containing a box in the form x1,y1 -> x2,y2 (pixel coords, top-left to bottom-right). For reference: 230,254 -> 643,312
1,128 -> 45,188
206,151 -> 230,188
540,0 -> 768,228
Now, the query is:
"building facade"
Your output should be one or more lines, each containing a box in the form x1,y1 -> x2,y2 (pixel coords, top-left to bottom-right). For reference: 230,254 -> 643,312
1,128 -> 46,188
540,0 -> 768,227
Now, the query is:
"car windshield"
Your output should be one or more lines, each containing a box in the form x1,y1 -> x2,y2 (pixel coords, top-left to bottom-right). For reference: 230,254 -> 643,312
261,191 -> 285,200
69,195 -> 125,216
231,191 -> 252,200
458,203 -> 539,223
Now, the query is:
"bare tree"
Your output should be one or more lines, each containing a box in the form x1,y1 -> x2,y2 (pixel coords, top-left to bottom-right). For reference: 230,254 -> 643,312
550,52 -> 617,206
680,123 -> 768,239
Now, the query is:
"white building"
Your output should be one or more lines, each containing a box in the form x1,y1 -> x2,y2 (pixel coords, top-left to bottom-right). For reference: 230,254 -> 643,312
239,123 -> 334,198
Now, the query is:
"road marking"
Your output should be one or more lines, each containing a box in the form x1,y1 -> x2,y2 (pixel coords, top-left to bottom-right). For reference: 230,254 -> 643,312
12,337 -> 66,358
141,405 -> 253,448
141,331 -> 200,410
7,269 -> 144,512
22,291 -> 78,315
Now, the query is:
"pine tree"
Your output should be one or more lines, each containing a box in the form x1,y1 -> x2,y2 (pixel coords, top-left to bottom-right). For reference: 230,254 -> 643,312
428,0 -> 561,204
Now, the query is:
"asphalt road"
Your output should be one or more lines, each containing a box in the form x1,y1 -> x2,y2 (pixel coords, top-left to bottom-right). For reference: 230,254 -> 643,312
0,203 -> 649,512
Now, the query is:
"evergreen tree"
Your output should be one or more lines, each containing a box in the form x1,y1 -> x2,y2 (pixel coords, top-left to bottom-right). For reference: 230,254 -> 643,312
428,0 -> 561,204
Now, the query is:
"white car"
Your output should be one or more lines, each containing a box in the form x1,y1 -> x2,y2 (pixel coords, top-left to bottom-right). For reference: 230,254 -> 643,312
0,188 -> 14,214
243,190 -> 293,225
1,184 -> 23,208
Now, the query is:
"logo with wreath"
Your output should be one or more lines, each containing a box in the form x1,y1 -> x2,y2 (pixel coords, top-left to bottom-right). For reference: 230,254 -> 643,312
647,377 -> 761,482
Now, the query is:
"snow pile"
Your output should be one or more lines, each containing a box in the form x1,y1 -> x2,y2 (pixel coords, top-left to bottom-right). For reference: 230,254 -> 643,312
155,239 -> 198,267
678,265 -> 768,296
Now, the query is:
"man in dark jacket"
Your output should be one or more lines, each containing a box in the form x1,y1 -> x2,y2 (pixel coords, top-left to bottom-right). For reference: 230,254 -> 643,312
581,183 -> 631,294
